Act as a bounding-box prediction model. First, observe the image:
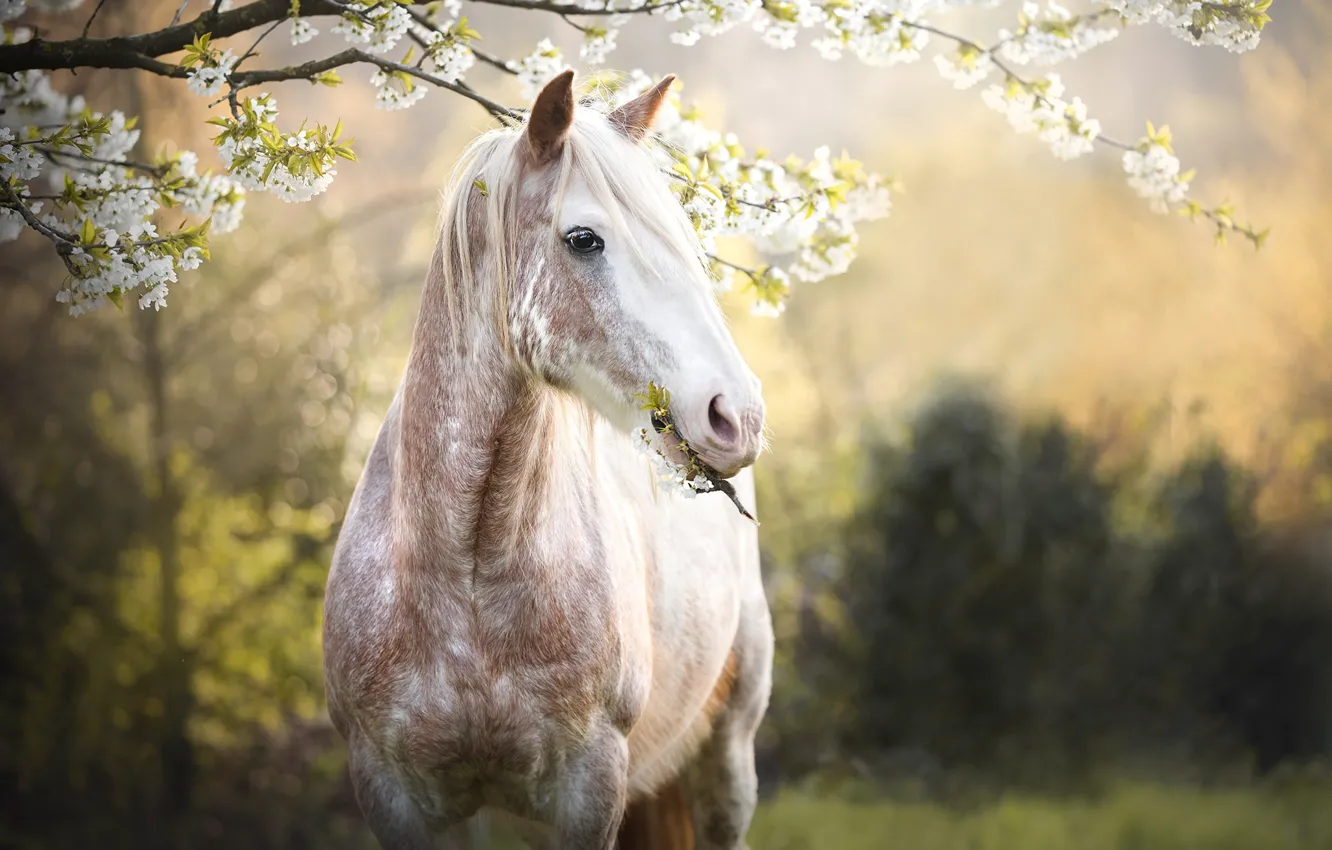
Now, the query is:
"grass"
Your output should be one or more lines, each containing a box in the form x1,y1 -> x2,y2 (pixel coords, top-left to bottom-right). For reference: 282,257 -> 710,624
749,779 -> 1332,850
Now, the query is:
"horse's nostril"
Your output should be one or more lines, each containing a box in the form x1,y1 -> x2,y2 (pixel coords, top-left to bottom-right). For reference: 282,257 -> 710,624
708,395 -> 739,448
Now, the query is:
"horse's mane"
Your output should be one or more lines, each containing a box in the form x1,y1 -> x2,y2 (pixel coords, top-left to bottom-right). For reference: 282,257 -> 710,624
435,101 -> 707,348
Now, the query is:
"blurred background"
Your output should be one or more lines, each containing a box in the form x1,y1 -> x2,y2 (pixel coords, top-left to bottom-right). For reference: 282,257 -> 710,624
4,0 -> 1332,847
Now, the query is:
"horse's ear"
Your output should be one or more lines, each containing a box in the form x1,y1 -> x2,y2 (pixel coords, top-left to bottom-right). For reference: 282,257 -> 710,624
608,75 -> 676,142
524,69 -> 576,165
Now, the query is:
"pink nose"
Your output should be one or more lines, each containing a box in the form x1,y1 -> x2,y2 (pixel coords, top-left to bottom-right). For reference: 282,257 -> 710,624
699,394 -> 763,476
707,395 -> 740,450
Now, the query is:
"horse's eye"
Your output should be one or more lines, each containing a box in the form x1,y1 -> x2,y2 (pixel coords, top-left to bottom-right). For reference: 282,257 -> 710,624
564,227 -> 604,256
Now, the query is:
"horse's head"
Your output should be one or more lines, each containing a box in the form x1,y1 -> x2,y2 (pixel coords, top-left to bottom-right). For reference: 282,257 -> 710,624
476,70 -> 764,478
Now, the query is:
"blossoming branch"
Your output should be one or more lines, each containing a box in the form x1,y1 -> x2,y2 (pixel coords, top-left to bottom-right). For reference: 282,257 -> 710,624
0,0 -> 1271,317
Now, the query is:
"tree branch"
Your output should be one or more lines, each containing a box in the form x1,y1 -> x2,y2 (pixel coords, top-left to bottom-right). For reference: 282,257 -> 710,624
225,48 -> 523,120
170,0 -> 194,27
0,0 -> 338,74
466,0 -> 688,16
82,0 -> 113,38
0,180 -> 79,274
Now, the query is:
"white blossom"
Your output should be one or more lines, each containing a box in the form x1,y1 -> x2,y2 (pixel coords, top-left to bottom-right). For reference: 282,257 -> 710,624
0,70 -> 83,129
370,68 -> 427,111
751,298 -> 786,318
633,427 -> 715,498
215,95 -> 340,203
418,25 -> 475,83
581,26 -> 620,65
1123,142 -> 1190,214
934,49 -> 995,89
982,73 -> 1100,160
333,1 -> 412,54
1107,0 -> 1267,53
514,39 -> 567,101
0,131 -> 42,180
290,18 -> 318,45
0,207 -> 24,242
997,2 -> 1120,66
185,48 -> 237,97
88,110 -> 139,161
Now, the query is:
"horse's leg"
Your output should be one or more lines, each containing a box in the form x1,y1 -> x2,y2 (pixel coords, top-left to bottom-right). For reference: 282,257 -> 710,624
687,597 -> 775,850
553,722 -> 630,850
349,736 -> 473,850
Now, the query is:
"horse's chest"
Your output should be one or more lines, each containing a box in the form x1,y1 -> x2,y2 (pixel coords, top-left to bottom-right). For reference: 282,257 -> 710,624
367,557 -> 640,798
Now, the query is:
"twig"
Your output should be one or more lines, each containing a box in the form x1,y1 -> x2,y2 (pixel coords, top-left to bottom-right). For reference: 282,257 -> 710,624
709,254 -> 761,278
0,180 -> 80,274
560,13 -> 590,33
0,0 -> 331,74
467,0 -> 688,16
82,0 -> 113,37
401,7 -> 516,76
226,48 -> 523,121
235,16 -> 286,70
170,0 -> 193,27
894,17 -> 1137,151
39,147 -> 168,177
646,395 -> 759,524
471,46 -> 516,74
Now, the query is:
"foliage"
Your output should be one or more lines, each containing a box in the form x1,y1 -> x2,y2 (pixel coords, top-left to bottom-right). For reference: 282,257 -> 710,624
795,384 -> 1332,792
0,197 -> 403,849
1,0 -> 1268,317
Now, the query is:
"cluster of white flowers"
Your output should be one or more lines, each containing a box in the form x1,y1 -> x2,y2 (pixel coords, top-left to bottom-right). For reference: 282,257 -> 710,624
214,94 -> 348,202
1108,0 -> 1269,53
996,2 -> 1120,66
370,68 -> 427,111
0,31 -> 251,314
0,129 -> 40,178
1123,139 -> 1190,214
415,17 -> 478,83
56,224 -> 185,316
633,427 -> 716,498
172,150 -> 247,234
934,46 -> 995,89
600,72 -> 891,313
981,73 -> 1100,160
514,39 -> 568,101
642,0 -> 1267,62
663,0 -> 762,47
581,23 -> 623,65
186,48 -> 237,97
332,0 -> 412,54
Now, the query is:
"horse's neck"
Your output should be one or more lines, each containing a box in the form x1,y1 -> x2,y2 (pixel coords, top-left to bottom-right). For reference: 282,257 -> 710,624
390,254 -> 584,581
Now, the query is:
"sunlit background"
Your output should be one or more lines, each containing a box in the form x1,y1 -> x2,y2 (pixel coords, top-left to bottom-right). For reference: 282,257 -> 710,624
5,0 -> 1332,847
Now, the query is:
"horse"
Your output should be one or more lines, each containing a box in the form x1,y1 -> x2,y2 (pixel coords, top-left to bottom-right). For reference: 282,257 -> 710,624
322,69 -> 774,850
